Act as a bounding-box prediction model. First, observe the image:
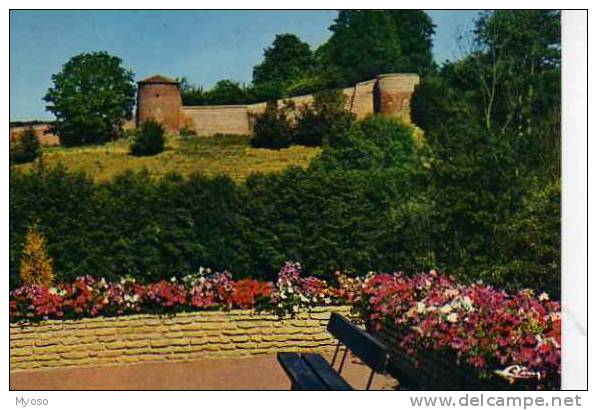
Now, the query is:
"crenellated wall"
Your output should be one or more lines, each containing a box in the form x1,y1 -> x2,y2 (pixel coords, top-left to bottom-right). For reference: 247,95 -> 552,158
10,306 -> 353,372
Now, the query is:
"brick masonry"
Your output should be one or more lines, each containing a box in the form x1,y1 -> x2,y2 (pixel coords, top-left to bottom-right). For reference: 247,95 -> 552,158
10,306 -> 353,372
141,73 -> 419,135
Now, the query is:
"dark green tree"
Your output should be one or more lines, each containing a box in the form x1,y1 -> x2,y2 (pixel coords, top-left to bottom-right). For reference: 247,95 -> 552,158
316,10 -> 435,85
206,80 -> 249,105
253,34 -> 315,86
130,120 -> 166,156
43,51 -> 136,146
249,101 -> 294,149
411,10 -> 561,296
294,89 -> 354,147
10,127 -> 41,164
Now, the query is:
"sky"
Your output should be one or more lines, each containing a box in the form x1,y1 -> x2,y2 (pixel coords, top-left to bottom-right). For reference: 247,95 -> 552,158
9,10 -> 481,121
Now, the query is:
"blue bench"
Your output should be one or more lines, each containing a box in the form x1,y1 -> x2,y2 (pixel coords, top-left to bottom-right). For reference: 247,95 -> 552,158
277,313 -> 390,390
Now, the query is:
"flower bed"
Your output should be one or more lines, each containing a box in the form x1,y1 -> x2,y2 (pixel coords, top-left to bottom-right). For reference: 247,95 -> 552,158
10,263 -> 561,389
354,271 -> 561,390
10,262 -> 342,322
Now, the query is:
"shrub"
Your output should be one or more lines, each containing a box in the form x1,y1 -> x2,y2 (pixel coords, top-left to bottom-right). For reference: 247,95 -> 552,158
249,101 -> 294,149
130,120 -> 166,156
10,127 -> 41,164
18,224 -> 54,287
294,89 -> 354,147
179,125 -> 197,138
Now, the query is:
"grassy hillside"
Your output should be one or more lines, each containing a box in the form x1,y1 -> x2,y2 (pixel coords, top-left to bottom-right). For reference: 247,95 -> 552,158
12,134 -> 321,183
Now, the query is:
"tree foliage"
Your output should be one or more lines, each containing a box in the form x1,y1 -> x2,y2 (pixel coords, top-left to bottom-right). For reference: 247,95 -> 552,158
130,120 -> 166,156
10,127 -> 41,164
294,89 -> 354,146
249,101 -> 294,149
253,34 -> 316,86
19,223 -> 54,287
316,10 -> 436,86
44,51 -> 136,146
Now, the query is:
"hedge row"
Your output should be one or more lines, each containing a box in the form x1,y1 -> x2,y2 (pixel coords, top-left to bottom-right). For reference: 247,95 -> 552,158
10,116 -> 560,297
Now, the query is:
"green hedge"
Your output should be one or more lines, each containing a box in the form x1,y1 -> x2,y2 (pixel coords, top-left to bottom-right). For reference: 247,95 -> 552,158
9,116 -> 559,297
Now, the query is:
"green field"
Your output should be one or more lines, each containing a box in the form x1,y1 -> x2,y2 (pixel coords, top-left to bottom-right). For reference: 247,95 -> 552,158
12,134 -> 321,182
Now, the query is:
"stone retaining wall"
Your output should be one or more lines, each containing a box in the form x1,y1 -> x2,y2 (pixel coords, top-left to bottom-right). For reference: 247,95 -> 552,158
10,306 -> 352,372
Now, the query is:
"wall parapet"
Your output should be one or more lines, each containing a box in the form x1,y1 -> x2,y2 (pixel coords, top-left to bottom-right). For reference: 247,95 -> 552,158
10,306 -> 353,372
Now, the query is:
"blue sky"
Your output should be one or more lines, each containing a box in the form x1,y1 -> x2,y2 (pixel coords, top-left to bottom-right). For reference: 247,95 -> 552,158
10,10 -> 481,121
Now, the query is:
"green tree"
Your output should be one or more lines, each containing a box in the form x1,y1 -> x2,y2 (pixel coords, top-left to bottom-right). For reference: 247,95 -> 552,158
316,10 -> 435,85
250,101 -> 294,149
43,51 -> 136,146
294,89 -> 354,146
130,120 -> 166,156
253,34 -> 315,87
411,10 -> 561,295
206,80 -> 248,105
10,127 -> 41,164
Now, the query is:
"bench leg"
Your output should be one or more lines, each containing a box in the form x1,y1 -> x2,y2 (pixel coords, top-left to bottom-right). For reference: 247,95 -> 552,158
338,346 -> 349,373
331,343 -> 342,367
365,370 -> 375,390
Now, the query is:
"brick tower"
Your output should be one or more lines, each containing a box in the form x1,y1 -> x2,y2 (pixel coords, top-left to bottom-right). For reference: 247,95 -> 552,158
373,73 -> 420,124
136,75 -> 182,133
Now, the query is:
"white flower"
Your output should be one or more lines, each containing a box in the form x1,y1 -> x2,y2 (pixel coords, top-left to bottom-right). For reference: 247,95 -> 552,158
461,296 -> 473,309
539,292 -> 550,301
447,312 -> 459,323
292,305 -> 299,313
416,302 -> 426,313
324,297 -> 332,304
170,276 -> 177,283
440,305 -> 453,314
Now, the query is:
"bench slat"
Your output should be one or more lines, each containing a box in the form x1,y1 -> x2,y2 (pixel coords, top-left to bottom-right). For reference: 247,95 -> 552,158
277,352 -> 328,390
302,353 -> 353,390
327,313 -> 389,373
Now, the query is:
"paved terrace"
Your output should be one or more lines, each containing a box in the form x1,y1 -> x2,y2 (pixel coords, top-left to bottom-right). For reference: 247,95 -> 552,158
10,352 -> 398,390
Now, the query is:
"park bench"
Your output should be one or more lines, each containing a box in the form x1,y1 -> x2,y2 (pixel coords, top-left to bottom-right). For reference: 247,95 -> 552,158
277,312 -> 390,390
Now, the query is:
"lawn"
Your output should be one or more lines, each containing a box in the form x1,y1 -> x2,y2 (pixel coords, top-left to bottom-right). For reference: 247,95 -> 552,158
12,134 -> 321,183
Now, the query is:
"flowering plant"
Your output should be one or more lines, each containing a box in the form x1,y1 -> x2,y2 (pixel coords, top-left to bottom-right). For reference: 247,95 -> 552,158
257,262 -> 336,316
9,263 -> 337,321
356,270 -> 560,389
9,263 -> 561,389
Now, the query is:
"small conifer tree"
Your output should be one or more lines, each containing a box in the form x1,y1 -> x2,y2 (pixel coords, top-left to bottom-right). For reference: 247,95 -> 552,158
19,224 -> 54,287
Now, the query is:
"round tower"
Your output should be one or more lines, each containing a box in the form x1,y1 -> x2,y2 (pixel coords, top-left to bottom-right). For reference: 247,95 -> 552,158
136,75 -> 182,133
374,73 -> 420,124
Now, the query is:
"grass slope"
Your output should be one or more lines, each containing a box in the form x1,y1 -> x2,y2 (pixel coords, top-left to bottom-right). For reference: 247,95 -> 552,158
12,134 -> 321,183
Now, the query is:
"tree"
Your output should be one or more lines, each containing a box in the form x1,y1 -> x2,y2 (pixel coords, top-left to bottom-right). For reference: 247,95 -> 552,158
44,51 -> 136,146
316,10 -> 436,85
250,101 -> 294,149
410,10 -> 561,295
456,10 -> 560,137
130,120 -> 166,156
294,89 -> 354,146
19,223 -> 54,287
10,127 -> 41,164
207,80 -> 248,105
387,10 -> 436,75
253,34 -> 315,86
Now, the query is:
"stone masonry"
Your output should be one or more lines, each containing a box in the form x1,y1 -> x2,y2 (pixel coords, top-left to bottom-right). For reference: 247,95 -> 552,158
10,306 -> 353,372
